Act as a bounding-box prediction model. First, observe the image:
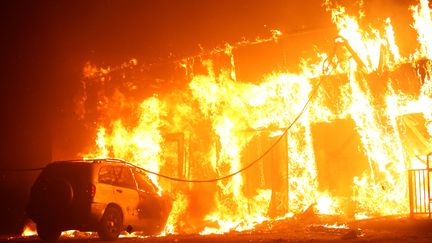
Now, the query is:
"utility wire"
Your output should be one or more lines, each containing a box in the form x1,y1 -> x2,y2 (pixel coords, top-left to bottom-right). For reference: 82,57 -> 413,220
92,75 -> 322,183
138,78 -> 323,183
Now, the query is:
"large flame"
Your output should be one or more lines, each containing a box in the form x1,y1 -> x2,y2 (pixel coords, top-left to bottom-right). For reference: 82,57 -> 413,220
75,0 -> 432,235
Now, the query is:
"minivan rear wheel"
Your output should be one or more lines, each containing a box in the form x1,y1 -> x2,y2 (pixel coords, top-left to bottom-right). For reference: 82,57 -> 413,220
37,224 -> 61,242
98,206 -> 123,240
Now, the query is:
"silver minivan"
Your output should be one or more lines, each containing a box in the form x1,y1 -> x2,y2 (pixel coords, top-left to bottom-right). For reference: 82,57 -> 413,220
26,159 -> 172,241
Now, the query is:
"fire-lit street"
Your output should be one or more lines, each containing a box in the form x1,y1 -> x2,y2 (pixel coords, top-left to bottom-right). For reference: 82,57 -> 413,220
5,217 -> 432,242
1,0 -> 432,242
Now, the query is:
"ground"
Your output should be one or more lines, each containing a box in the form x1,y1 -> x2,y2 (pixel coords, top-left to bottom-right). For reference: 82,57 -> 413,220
2,216 -> 432,242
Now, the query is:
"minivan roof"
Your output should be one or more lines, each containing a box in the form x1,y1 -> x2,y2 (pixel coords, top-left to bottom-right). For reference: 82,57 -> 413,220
49,158 -> 131,164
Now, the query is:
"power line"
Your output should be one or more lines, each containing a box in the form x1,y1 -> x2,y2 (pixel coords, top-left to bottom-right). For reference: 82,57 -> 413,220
126,37 -> 340,183
138,79 -> 323,183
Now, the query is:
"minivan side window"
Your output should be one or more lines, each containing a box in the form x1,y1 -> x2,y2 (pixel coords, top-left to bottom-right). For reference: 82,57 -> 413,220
113,166 -> 136,189
98,166 -> 115,184
98,166 -> 136,189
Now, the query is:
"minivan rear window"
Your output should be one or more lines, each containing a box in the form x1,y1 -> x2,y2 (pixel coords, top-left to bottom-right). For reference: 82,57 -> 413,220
41,162 -> 91,185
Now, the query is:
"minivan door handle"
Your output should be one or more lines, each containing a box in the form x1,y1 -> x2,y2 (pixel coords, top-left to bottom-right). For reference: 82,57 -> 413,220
116,189 -> 123,193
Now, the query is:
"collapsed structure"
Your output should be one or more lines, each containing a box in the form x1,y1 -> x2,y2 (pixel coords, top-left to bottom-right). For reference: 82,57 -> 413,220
53,0 -> 432,234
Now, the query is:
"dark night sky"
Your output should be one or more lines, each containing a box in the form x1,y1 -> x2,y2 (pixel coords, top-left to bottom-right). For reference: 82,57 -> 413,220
0,0 -> 416,234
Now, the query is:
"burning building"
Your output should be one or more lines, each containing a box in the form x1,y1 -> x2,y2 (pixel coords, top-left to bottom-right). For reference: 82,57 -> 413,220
49,0 -> 432,236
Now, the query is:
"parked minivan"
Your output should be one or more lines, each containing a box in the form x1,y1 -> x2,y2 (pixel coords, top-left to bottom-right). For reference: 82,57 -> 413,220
27,159 -> 172,241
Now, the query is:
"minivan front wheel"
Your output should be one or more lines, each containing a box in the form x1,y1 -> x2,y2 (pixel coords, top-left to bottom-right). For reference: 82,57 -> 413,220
37,224 -> 61,242
98,206 -> 123,240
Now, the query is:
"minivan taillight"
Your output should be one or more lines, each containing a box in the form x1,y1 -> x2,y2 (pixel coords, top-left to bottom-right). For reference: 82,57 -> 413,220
90,184 -> 96,198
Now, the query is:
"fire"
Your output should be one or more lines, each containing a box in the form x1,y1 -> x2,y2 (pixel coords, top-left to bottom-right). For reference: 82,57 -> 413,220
315,192 -> 341,215
411,0 -> 432,60
200,189 -> 272,234
164,193 -> 188,234
75,0 -> 432,236
21,223 -> 37,237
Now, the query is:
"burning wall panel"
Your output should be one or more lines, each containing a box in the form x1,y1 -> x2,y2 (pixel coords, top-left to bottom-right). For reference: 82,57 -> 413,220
397,113 -> 431,166
241,131 -> 289,217
311,119 -> 368,198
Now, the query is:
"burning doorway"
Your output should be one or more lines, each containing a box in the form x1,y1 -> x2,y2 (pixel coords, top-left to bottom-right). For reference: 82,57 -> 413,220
312,119 -> 369,198
242,130 -> 289,218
